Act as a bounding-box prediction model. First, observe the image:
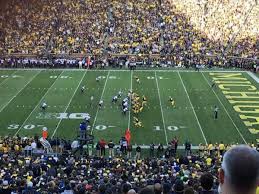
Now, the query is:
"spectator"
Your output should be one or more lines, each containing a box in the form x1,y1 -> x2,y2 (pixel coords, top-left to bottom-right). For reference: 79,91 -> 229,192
128,189 -> 137,194
31,140 -> 37,151
219,145 -> 259,194
122,183 -> 132,194
139,187 -> 155,194
219,141 -> 225,156
173,179 -> 185,194
163,183 -> 172,194
98,184 -> 106,194
0,180 -> 11,194
154,183 -> 162,194
199,173 -> 217,194
184,187 -> 195,194
22,181 -> 38,194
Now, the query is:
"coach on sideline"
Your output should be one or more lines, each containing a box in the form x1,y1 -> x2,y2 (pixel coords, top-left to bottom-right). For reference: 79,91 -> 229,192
218,145 -> 259,194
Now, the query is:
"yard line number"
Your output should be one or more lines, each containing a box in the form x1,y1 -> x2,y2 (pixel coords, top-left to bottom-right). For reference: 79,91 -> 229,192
49,76 -> 119,79
154,125 -> 186,131
7,124 -> 113,131
0,75 -> 21,78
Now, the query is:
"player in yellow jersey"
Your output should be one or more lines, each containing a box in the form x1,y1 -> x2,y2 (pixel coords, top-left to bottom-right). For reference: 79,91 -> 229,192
142,95 -> 147,106
133,117 -> 143,127
135,76 -> 140,84
169,96 -> 175,107
139,106 -> 144,112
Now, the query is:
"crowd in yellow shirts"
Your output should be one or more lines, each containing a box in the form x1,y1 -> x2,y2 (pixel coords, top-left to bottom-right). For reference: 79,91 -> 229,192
0,0 -> 258,62
0,0 -> 108,55
0,135 -> 258,193
198,141 -> 257,159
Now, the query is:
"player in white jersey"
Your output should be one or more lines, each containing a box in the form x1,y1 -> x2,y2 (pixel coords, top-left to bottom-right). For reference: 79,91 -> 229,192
81,85 -> 85,93
99,100 -> 103,108
41,102 -> 47,111
112,95 -> 118,103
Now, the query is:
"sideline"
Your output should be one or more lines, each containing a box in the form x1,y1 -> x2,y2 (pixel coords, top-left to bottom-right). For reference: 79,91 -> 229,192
0,68 -> 248,73
247,71 -> 259,84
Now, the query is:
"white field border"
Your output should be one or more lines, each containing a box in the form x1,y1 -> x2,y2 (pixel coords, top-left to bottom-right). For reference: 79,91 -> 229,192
91,71 -> 110,135
178,72 -> 208,144
0,70 -> 41,113
155,71 -> 168,145
51,70 -> 88,138
0,68 -> 248,73
201,72 -> 247,144
14,70 -> 65,136
247,71 -> 259,84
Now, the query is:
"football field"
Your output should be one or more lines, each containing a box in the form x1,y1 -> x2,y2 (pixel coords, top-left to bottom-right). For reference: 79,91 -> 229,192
0,69 -> 258,146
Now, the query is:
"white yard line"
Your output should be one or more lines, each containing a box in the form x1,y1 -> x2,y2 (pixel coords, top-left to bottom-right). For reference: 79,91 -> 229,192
155,71 -> 168,145
247,71 -> 259,84
91,71 -> 110,135
201,72 -> 247,144
14,71 -> 65,136
51,71 -> 87,138
0,70 -> 41,113
178,72 -> 208,144
0,70 -> 19,86
128,71 -> 133,129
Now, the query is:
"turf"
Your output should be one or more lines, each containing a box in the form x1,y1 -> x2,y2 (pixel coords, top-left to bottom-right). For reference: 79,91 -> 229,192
0,69 -> 258,145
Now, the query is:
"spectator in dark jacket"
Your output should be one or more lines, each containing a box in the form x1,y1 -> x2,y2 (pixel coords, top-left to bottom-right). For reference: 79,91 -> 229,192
0,180 -> 12,194
199,173 -> 218,194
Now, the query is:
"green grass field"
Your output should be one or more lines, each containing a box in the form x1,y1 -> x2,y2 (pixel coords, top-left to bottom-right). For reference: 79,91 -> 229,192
0,69 -> 258,146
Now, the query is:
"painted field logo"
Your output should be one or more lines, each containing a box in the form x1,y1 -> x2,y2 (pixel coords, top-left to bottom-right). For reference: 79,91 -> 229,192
210,73 -> 259,143
36,113 -> 89,120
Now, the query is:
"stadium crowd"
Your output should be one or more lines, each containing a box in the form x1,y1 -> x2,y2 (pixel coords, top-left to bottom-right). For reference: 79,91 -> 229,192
0,0 -> 258,68
0,135 -> 258,194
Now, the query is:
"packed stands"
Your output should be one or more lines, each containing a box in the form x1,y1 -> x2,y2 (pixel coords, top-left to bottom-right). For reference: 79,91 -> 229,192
0,0 -> 258,67
0,0 -> 108,55
0,135 -> 258,193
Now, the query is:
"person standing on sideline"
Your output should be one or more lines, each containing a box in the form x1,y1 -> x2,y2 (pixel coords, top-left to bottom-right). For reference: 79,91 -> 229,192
127,144 -> 133,159
96,141 -> 101,157
172,136 -> 179,154
108,140 -> 115,157
99,139 -> 106,156
149,143 -> 155,158
185,140 -> 191,156
157,143 -> 164,158
136,145 -> 141,160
